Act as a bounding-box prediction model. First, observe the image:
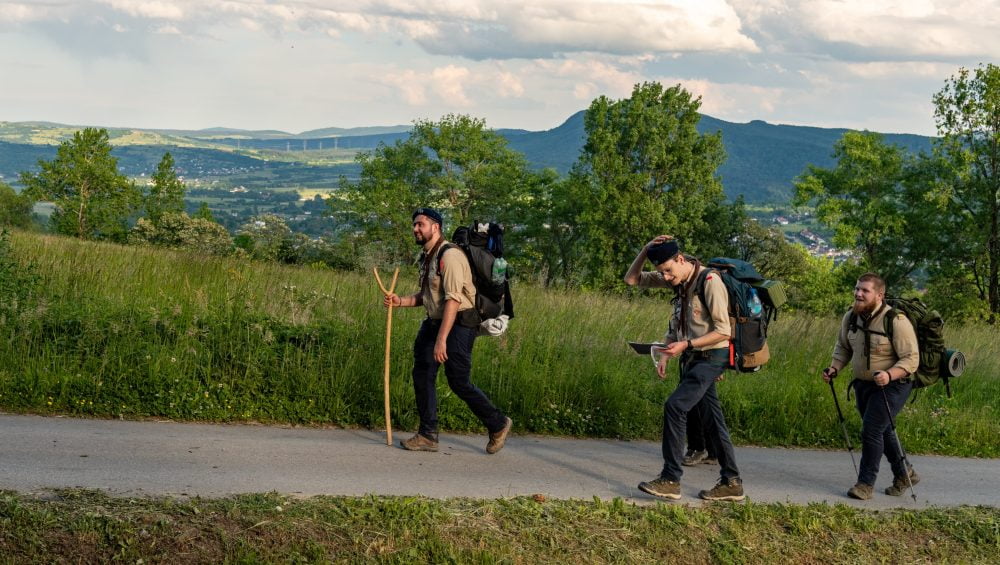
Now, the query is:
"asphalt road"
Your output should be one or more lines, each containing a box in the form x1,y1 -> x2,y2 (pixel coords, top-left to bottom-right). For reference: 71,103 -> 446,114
2,413 -> 997,508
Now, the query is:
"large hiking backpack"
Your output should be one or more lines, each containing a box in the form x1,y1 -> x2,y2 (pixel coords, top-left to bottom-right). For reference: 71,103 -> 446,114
437,221 -> 515,336
848,297 -> 965,396
696,257 -> 785,373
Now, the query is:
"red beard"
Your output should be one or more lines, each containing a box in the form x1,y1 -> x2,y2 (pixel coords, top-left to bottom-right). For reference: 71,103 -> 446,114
852,299 -> 878,316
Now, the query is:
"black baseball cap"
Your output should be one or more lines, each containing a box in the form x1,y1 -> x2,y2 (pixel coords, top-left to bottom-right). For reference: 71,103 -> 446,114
412,207 -> 443,226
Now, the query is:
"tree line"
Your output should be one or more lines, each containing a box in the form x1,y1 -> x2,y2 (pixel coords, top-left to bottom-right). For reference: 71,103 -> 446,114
2,64 -> 998,322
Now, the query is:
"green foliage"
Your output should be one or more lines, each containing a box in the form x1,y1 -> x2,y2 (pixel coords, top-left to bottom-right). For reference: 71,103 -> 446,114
574,82 -> 728,289
793,131 -> 919,288
411,114 -> 531,226
237,213 -> 293,261
929,63 -> 1000,322
0,229 -> 41,321
128,212 -> 233,255
19,128 -> 139,241
339,114 -> 532,266
0,181 -> 35,229
143,151 -> 186,224
511,170 -> 585,287
193,201 -> 215,222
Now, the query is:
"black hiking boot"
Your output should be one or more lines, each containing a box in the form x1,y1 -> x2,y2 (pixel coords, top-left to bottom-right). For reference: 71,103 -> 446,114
885,468 -> 920,496
638,477 -> 681,500
699,477 -> 745,501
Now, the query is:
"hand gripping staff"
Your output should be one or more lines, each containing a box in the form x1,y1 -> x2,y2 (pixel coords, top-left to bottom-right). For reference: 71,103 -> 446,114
826,370 -> 859,477
373,267 -> 400,446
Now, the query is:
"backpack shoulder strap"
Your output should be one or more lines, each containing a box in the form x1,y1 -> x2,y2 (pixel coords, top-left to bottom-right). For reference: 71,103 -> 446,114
694,267 -> 714,311
435,243 -> 458,278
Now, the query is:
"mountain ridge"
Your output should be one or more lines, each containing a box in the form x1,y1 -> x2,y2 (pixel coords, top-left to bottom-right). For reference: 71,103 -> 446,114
0,113 -> 934,203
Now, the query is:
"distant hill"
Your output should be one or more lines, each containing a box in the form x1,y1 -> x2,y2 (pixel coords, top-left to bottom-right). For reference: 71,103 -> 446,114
0,115 -> 934,203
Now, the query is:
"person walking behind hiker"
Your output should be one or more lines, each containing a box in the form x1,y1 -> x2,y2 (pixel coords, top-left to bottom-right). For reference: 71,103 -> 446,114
821,273 -> 919,500
382,208 -> 513,455
633,239 -> 744,501
624,236 -> 718,468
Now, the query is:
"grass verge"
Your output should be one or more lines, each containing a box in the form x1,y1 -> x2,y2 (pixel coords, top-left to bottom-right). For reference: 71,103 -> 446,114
2,490 -> 999,564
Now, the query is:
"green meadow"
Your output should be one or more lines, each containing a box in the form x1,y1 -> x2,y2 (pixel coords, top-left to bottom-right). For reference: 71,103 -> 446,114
2,229 -> 998,457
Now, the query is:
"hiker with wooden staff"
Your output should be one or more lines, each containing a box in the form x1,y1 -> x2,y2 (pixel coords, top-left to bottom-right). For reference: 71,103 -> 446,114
374,267 -> 399,446
381,207 -> 513,454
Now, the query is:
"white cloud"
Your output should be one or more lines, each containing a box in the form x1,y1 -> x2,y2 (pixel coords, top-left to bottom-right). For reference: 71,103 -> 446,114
730,0 -> 1000,61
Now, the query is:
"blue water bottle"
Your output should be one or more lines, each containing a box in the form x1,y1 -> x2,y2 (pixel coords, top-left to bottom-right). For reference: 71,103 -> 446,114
748,288 -> 763,316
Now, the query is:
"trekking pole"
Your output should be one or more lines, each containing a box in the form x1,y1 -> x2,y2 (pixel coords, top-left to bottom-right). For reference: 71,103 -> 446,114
828,377 -> 859,477
881,386 -> 917,502
374,267 -> 400,446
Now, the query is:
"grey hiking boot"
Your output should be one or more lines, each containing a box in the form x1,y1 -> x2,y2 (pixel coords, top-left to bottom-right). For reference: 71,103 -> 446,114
702,456 -> 719,465
699,477 -> 745,501
400,433 -> 438,452
885,468 -> 920,496
848,482 -> 873,500
638,477 -> 681,500
486,417 -> 513,454
682,449 -> 708,466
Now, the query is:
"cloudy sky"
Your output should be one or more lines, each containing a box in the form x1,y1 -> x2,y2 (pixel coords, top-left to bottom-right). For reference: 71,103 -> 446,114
2,0 -> 997,135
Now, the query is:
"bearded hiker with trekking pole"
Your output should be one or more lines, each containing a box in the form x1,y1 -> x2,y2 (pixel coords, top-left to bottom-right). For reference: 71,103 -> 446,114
821,273 -> 920,501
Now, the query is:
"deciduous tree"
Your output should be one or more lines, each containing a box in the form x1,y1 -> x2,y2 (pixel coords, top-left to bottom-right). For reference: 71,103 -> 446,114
19,128 -> 139,241
0,181 -> 35,229
793,130 -> 918,288
145,152 -> 186,224
573,82 -> 727,289
928,63 -> 1000,322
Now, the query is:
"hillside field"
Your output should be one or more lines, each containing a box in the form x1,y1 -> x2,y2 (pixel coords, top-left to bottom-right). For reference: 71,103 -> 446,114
1,230 -> 997,457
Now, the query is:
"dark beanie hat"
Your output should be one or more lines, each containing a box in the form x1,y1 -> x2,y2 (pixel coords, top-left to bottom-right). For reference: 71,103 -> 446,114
647,240 -> 680,265
412,207 -> 443,226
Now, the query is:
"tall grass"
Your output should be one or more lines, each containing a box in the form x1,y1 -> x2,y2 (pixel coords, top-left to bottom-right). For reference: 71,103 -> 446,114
2,230 -> 998,456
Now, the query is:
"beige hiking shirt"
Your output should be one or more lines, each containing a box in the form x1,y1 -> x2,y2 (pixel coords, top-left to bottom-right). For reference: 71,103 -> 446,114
419,242 -> 475,319
831,304 -> 919,381
665,265 -> 731,351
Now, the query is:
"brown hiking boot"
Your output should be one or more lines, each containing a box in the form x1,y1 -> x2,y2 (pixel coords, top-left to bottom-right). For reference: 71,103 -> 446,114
638,477 -> 681,500
699,477 -> 745,501
400,433 -> 438,452
702,456 -> 719,465
885,468 -> 920,496
486,417 -> 513,454
848,482 -> 873,500
682,449 -> 708,466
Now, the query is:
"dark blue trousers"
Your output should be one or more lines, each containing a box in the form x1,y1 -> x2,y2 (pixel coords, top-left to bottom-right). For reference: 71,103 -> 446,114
853,379 -> 913,485
661,348 -> 739,482
411,318 -> 506,440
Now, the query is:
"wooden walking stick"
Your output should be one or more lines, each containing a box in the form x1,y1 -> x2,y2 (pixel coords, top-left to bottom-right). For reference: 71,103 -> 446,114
373,267 -> 400,446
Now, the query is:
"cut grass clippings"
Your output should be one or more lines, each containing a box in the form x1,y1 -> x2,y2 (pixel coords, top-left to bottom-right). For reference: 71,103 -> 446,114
1,490 -> 998,564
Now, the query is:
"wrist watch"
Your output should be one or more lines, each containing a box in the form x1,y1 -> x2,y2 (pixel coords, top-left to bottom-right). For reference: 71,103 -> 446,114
686,339 -> 693,350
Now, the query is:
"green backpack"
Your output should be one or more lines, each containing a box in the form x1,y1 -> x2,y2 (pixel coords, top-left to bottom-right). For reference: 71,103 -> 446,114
849,297 -> 964,396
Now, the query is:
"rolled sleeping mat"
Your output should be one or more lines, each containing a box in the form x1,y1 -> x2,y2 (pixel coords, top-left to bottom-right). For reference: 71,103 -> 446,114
941,349 -> 966,378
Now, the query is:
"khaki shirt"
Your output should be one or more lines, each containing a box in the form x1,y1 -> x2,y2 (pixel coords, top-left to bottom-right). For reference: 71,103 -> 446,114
665,265 -> 731,350
831,304 -> 919,381
419,242 -> 475,319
